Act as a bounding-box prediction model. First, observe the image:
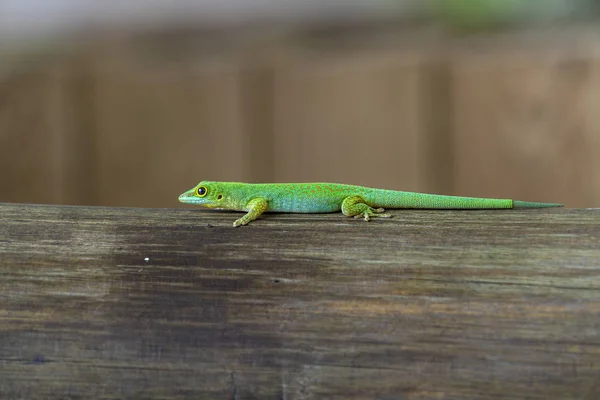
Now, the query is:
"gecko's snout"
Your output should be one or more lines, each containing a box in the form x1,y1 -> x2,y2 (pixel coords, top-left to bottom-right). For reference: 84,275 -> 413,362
179,188 -> 202,204
178,191 -> 192,203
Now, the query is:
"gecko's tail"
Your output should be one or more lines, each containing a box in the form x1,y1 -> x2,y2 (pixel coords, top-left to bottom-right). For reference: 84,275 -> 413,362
513,200 -> 564,208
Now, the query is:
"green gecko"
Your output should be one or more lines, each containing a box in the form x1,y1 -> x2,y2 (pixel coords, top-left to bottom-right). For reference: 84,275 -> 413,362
178,181 -> 563,227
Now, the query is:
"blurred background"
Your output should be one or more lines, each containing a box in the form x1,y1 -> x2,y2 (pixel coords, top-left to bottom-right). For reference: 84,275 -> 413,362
1,0 -> 599,208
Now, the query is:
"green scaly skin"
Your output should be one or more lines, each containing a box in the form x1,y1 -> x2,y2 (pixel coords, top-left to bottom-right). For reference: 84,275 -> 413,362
178,181 -> 563,227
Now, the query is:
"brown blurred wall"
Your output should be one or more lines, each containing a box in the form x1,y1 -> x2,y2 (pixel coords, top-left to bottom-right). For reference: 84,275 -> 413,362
1,30 -> 599,208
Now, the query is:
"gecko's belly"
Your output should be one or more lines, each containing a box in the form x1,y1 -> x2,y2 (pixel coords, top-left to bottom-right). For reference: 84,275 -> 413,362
268,198 -> 341,213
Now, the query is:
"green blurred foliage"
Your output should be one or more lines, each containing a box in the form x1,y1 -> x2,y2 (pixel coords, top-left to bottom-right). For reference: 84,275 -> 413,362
435,0 -> 525,29
428,0 -> 600,31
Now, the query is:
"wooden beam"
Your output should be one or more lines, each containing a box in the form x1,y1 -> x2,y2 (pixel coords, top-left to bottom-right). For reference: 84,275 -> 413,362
1,203 -> 599,399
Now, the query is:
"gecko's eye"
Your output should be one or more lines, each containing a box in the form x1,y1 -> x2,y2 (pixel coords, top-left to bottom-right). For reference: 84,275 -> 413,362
196,186 -> 207,197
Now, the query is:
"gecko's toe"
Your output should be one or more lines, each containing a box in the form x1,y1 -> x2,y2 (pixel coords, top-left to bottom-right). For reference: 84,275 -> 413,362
356,210 -> 391,221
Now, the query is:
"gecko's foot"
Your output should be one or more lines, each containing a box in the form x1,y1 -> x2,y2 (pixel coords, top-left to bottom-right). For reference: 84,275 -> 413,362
232,197 -> 269,227
342,195 -> 392,222
233,218 -> 248,227
353,208 -> 391,221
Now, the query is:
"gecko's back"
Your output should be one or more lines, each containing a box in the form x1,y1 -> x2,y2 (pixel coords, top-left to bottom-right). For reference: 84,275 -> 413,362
234,182 -> 361,213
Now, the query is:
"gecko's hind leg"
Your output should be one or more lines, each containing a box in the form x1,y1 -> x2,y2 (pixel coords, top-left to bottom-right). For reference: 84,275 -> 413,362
341,195 -> 391,222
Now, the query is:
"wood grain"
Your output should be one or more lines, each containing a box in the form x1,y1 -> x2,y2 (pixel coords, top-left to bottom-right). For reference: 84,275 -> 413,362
1,203 -> 599,399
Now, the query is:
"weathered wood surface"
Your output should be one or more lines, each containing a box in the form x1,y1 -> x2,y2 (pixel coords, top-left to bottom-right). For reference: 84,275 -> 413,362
1,203 -> 599,399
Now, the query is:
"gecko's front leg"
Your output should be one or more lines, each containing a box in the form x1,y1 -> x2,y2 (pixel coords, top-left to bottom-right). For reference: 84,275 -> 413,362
341,195 -> 391,221
233,197 -> 269,227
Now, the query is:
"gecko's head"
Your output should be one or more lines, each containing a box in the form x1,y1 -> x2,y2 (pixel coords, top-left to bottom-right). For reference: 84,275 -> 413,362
178,181 -> 228,209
